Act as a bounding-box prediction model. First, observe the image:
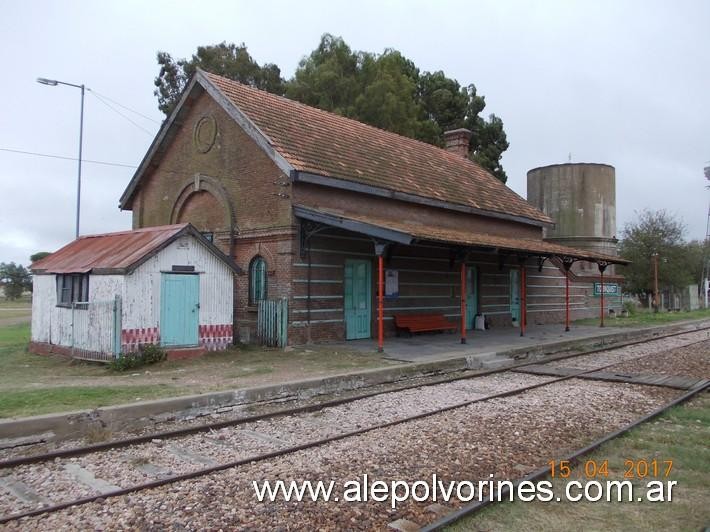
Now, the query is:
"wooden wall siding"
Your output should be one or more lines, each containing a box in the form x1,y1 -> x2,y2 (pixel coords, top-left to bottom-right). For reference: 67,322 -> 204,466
289,227 -> 622,342
124,235 -> 233,331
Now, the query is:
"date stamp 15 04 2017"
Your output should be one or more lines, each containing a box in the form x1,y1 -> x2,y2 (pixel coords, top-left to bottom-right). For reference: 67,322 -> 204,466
549,459 -> 673,479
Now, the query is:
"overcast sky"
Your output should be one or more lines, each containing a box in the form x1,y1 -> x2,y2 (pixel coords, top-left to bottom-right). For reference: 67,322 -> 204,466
1,0 -> 708,266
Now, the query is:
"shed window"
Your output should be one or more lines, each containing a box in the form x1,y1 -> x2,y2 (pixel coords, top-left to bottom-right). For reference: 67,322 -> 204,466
56,273 -> 89,307
249,256 -> 267,304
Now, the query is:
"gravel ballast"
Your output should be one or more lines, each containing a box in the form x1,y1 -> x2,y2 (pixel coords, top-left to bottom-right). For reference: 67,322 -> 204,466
6,380 -> 679,530
1,330 -> 707,528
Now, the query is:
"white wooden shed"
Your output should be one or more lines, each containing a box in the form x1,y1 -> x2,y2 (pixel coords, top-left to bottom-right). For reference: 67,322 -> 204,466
30,224 -> 240,361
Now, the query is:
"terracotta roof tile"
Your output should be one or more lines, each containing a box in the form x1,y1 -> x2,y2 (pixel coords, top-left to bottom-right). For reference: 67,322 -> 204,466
296,206 -> 627,264
204,72 -> 552,225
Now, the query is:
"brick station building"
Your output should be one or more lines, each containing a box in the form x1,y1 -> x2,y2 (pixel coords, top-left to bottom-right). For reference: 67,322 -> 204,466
119,70 -> 627,348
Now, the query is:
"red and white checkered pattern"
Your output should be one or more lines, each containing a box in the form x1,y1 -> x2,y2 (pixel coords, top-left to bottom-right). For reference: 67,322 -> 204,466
199,324 -> 233,351
121,327 -> 159,353
120,324 -> 232,353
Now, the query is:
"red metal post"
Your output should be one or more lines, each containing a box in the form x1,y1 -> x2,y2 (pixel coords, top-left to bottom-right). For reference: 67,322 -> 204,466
599,267 -> 605,328
520,265 -> 526,337
565,270 -> 570,332
460,262 -> 467,344
378,254 -> 384,352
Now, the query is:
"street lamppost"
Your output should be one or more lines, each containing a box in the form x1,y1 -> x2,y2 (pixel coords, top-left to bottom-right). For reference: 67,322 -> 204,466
37,77 -> 85,240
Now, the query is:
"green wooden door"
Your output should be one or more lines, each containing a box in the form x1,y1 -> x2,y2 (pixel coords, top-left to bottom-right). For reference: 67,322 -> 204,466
344,260 -> 371,340
466,266 -> 478,329
510,269 -> 520,326
160,273 -> 199,346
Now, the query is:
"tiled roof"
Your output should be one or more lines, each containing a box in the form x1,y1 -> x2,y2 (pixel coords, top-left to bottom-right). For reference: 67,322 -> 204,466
204,72 -> 553,225
31,224 -> 241,274
294,206 -> 628,264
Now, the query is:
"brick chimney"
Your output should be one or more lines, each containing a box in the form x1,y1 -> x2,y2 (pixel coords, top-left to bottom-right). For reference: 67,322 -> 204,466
443,128 -> 471,158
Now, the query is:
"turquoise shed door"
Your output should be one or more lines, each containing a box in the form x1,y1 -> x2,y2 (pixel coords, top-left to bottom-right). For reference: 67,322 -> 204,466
160,273 -> 199,347
510,269 -> 520,327
344,260 -> 371,340
466,266 -> 478,329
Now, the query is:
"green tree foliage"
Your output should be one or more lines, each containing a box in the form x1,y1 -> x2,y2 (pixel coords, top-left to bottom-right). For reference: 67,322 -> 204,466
618,210 -> 700,305
30,251 -> 51,264
287,35 -> 509,182
154,34 -> 510,182
155,42 -> 284,115
285,34 -> 361,116
0,262 -> 31,300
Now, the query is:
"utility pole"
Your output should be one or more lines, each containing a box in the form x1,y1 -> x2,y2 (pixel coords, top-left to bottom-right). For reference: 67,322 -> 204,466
704,164 -> 710,307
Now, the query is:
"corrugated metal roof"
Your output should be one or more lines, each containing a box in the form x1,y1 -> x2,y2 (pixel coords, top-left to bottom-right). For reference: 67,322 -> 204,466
32,224 -> 194,274
295,206 -> 629,265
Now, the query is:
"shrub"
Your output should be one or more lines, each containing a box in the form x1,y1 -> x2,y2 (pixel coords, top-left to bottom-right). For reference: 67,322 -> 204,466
141,343 -> 167,364
622,301 -> 637,316
109,344 -> 167,371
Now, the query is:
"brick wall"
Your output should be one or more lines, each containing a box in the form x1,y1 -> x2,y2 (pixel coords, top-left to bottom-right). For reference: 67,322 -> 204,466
124,89 -> 618,347
127,91 -> 295,343
291,226 -> 622,344
293,182 -> 544,239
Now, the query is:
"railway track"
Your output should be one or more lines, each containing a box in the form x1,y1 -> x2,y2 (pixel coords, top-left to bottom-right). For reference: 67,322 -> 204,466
0,328 -> 708,527
3,324 -> 708,465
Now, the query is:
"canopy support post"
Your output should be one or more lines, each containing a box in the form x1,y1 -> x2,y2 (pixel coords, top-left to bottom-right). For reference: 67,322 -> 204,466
460,261 -> 467,344
598,261 -> 608,328
562,257 -> 575,332
374,241 -> 389,353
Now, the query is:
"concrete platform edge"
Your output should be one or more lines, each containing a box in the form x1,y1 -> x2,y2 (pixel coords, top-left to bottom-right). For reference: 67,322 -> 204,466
1,319 -> 708,444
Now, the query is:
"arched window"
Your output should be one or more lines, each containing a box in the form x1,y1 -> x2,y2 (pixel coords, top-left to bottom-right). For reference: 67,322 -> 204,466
249,256 -> 267,304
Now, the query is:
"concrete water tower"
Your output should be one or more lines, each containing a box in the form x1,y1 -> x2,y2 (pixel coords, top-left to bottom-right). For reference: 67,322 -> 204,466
527,163 -> 618,271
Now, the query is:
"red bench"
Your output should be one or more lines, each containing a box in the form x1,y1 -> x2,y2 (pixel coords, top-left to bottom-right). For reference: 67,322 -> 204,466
393,313 -> 457,337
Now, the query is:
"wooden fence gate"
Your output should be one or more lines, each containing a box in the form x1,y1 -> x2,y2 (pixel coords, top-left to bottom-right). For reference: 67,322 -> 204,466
257,298 -> 288,348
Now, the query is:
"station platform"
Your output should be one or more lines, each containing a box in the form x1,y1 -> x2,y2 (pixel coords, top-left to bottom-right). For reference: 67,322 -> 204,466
338,321 -> 706,363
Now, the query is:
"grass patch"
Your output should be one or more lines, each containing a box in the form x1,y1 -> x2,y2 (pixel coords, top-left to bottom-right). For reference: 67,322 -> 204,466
0,385 -> 175,418
0,322 -> 30,345
0,297 -> 32,320
448,394 -> 710,531
575,308 -> 710,328
0,321 -> 393,418
0,296 -> 31,308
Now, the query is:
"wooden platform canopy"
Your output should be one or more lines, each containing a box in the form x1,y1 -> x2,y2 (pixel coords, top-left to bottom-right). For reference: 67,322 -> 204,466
295,206 -> 630,352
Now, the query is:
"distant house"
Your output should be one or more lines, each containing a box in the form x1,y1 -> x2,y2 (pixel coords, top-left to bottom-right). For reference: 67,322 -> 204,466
118,70 -> 627,350
30,224 -> 240,360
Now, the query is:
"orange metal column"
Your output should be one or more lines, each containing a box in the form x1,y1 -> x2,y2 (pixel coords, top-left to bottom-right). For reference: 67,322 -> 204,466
599,267 -> 605,328
460,262 -> 466,344
520,265 -> 526,337
565,271 -> 570,332
378,254 -> 384,352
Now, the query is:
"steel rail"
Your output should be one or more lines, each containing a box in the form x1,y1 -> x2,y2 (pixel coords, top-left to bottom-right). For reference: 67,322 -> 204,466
0,332 -> 706,524
422,380 -> 710,531
2,325 -> 707,470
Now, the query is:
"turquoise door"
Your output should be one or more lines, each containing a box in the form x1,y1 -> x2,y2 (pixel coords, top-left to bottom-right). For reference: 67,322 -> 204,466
510,269 -> 520,326
344,260 -> 371,340
160,273 -> 199,347
466,266 -> 478,329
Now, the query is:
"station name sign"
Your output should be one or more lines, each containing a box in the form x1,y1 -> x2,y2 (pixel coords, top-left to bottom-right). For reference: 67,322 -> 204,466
593,282 -> 620,297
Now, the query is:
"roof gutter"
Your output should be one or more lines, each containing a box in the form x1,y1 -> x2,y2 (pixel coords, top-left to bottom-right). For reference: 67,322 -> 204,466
291,171 -> 555,229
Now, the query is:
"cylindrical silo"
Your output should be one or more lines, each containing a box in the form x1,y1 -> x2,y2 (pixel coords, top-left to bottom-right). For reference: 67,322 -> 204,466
526,163 -> 617,258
